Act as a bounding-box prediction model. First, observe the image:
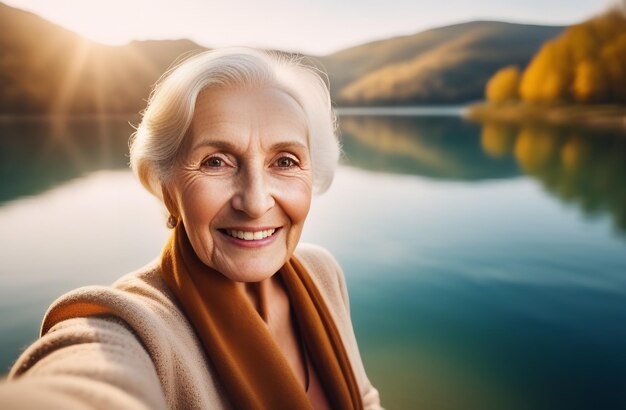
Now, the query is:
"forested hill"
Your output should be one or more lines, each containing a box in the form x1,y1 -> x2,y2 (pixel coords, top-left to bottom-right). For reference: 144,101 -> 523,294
320,21 -> 564,105
1,2 -> 564,113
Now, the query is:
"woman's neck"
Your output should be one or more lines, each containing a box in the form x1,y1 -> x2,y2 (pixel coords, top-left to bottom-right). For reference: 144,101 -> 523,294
236,274 -> 284,325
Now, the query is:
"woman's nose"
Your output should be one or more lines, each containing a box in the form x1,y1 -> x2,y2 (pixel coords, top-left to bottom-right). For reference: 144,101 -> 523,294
231,167 -> 275,218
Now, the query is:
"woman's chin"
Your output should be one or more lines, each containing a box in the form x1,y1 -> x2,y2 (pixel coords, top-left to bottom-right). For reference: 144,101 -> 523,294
215,258 -> 286,283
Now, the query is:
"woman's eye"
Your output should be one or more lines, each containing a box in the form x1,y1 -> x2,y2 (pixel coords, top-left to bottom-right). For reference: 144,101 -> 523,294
202,157 -> 224,168
275,157 -> 298,168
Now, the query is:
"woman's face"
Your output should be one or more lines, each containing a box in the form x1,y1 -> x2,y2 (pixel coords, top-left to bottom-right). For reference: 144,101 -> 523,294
164,86 -> 313,282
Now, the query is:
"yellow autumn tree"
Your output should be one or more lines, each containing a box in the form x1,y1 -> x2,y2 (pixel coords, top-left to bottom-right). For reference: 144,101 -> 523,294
486,66 -> 520,104
573,60 -> 609,102
493,7 -> 626,104
520,41 -> 573,103
600,32 -> 626,101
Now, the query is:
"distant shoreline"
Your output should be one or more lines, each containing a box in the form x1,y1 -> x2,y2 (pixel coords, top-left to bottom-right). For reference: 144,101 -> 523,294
465,102 -> 626,131
0,107 -> 467,120
3,104 -> 626,132
336,106 -> 465,116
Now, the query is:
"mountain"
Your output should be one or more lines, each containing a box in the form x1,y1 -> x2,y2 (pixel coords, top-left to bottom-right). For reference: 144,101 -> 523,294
0,2 -> 206,114
319,21 -> 564,105
0,2 -> 564,113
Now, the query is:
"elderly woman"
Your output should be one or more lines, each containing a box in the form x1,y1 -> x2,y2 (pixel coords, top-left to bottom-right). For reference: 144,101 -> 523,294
0,48 -> 382,409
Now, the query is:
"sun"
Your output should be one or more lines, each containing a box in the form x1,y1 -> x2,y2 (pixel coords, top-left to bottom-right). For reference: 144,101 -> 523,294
4,0 -> 164,46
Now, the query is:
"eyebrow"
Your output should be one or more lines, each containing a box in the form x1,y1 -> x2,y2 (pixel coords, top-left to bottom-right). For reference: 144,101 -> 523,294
191,140 -> 236,152
191,139 -> 308,154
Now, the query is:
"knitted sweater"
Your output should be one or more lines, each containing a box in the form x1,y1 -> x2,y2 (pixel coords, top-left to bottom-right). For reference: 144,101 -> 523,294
0,243 -> 383,409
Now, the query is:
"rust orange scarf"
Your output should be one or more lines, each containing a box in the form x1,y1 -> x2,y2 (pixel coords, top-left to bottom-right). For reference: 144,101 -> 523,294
160,223 -> 362,410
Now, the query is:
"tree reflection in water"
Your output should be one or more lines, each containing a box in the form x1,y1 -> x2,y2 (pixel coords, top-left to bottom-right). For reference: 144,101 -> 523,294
338,114 -> 626,235
339,115 -> 520,180
480,122 -> 626,234
0,116 -> 134,204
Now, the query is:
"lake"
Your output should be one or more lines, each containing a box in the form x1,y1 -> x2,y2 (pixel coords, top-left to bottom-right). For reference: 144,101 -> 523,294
1,111 -> 625,409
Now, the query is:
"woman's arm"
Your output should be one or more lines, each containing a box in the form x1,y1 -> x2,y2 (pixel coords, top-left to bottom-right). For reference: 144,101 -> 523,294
0,316 -> 167,410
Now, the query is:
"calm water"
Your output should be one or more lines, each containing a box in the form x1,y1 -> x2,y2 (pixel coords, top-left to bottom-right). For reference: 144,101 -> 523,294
0,112 -> 625,409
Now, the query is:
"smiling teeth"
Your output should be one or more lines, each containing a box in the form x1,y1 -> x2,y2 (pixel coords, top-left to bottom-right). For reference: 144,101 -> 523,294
226,229 -> 276,240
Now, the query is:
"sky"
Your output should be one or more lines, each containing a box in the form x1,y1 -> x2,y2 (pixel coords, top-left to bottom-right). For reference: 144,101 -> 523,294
4,0 -> 620,55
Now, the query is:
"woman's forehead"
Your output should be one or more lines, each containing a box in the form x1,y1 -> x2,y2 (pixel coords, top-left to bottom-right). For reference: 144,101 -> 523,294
189,86 -> 308,149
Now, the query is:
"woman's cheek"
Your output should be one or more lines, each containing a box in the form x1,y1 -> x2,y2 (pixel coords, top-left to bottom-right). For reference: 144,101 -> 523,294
180,176 -> 231,224
278,177 -> 313,223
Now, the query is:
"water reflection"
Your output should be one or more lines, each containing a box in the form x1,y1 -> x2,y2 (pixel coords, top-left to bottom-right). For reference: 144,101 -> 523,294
339,115 -> 520,180
339,115 -> 626,235
0,117 -> 134,204
479,122 -> 626,234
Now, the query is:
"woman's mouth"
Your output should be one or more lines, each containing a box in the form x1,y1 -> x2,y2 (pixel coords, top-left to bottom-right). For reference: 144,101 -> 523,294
217,227 -> 282,248
222,228 -> 277,241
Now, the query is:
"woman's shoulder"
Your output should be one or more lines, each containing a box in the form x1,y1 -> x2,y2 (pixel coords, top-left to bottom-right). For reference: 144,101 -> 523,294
112,259 -> 175,302
295,243 -> 342,283
39,260 -> 181,336
294,243 -> 350,313
294,243 -> 341,274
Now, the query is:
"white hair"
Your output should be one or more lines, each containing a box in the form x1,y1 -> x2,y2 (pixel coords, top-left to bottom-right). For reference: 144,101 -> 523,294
129,47 -> 339,199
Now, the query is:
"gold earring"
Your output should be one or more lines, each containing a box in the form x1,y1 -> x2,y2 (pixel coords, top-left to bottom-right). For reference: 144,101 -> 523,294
167,214 -> 179,229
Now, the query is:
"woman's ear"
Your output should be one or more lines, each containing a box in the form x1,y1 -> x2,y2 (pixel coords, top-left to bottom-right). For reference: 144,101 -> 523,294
161,184 -> 180,228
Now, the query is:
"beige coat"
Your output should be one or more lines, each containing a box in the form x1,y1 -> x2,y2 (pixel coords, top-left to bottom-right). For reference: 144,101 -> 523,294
0,243 -> 383,409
